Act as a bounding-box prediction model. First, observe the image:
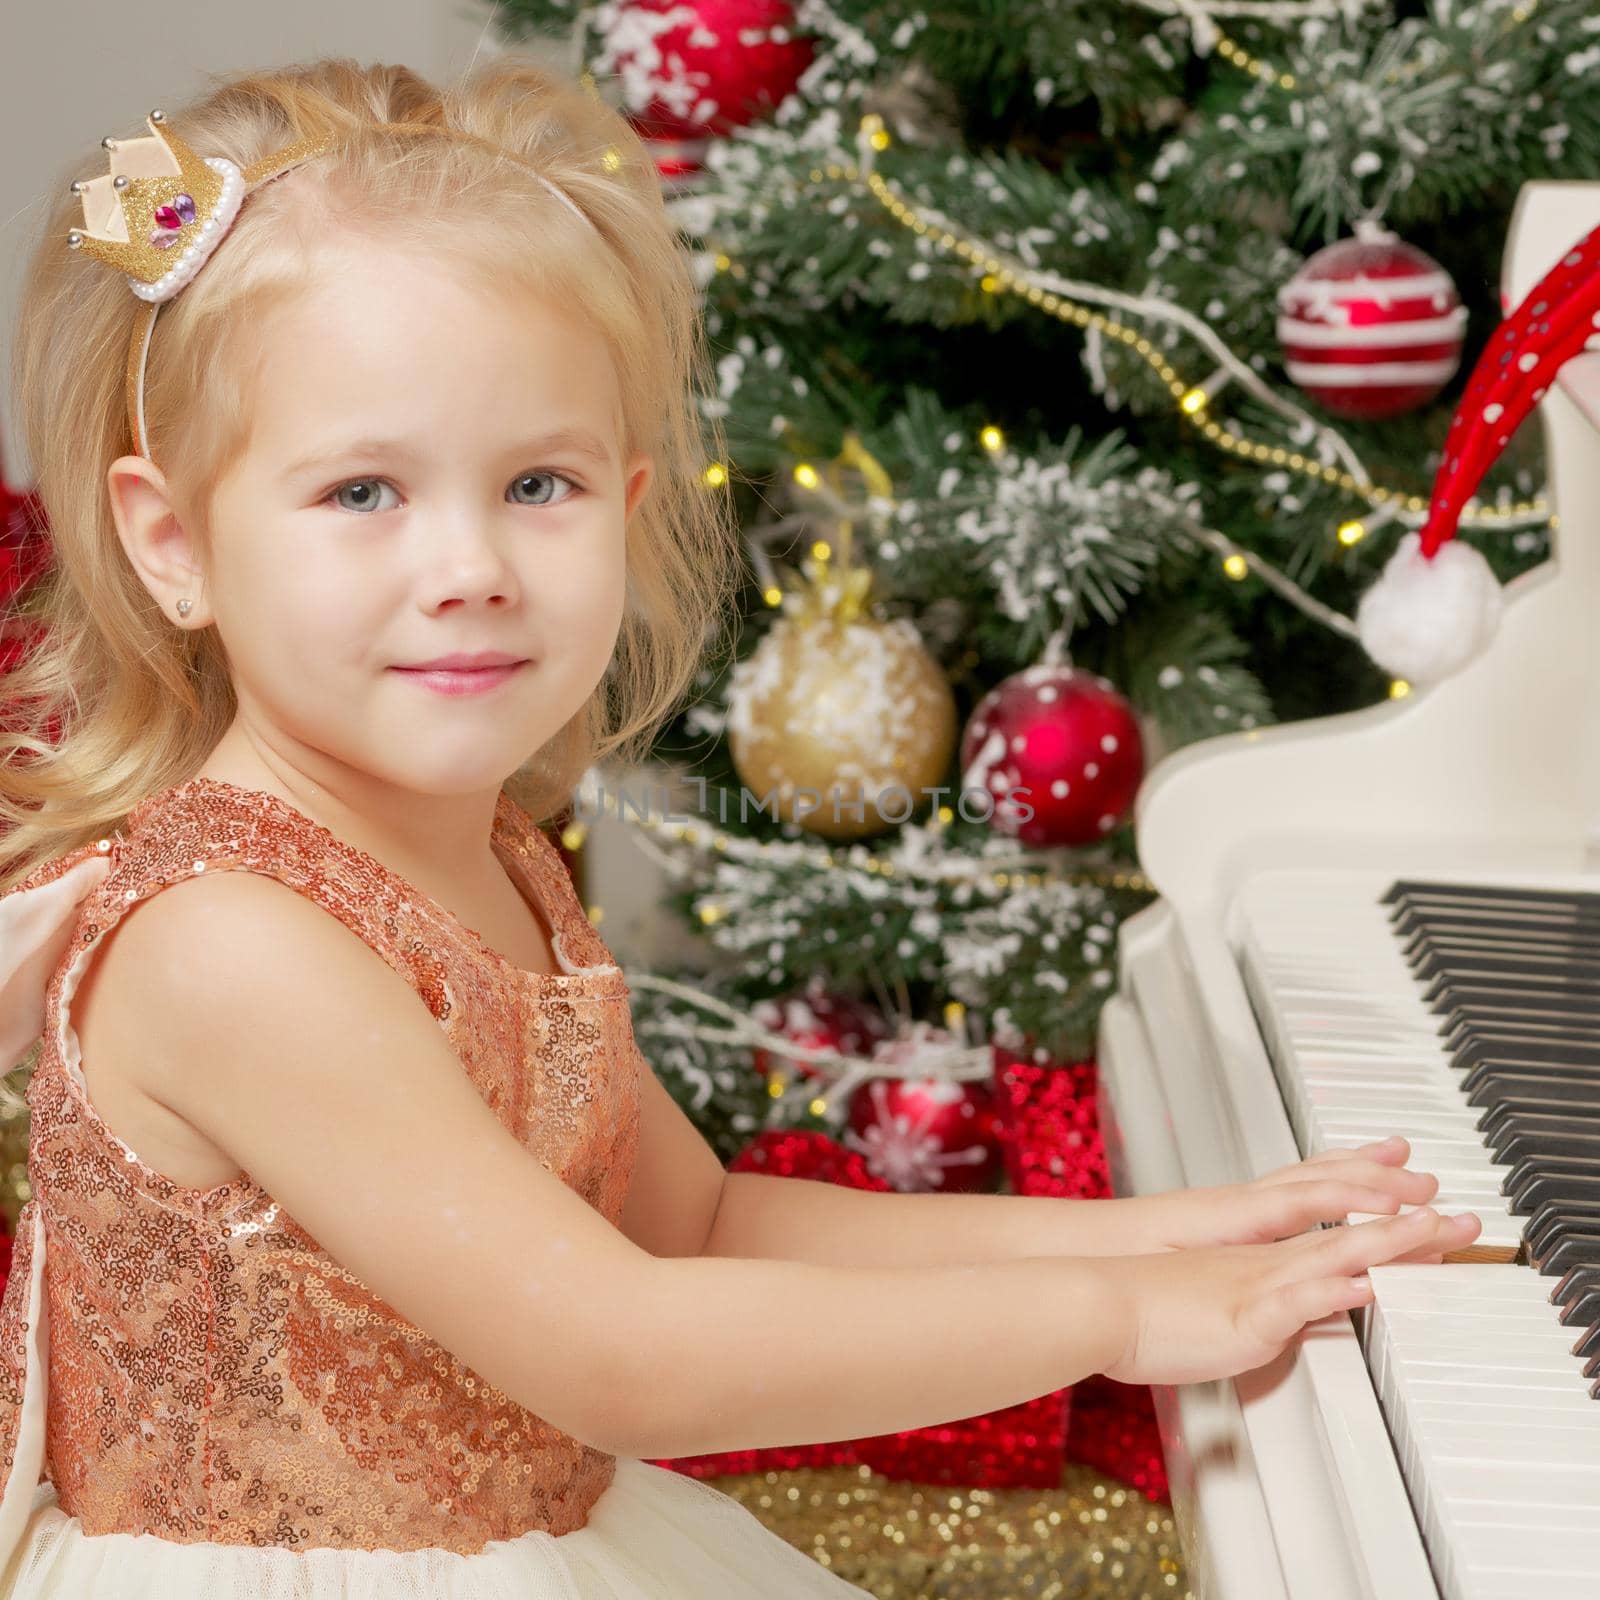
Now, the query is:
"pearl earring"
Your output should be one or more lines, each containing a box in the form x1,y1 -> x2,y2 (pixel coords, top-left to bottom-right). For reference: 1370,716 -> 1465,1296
175,598 -> 192,618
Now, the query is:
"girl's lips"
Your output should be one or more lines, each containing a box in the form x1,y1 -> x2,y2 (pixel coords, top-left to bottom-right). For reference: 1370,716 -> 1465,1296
390,662 -> 526,697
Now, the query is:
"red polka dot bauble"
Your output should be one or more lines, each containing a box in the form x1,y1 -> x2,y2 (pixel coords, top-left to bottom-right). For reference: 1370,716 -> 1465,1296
602,0 -> 813,184
1276,222 -> 1467,420
960,665 -> 1144,848
751,979 -> 892,1084
844,1025 -> 1003,1194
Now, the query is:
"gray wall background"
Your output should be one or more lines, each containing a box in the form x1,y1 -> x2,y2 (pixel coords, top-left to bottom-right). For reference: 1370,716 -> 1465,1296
0,3 -> 681,970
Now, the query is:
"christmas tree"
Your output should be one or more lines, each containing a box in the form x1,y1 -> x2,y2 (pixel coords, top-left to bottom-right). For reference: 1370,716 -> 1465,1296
493,0 -> 1591,1181
483,2 -> 1594,1584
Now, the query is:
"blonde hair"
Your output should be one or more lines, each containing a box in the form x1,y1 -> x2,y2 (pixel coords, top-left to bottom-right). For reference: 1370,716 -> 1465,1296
1,56 -> 742,891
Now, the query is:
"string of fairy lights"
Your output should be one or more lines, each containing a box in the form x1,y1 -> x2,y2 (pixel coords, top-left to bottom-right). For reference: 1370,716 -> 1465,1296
838,118 -> 1548,536
704,125 -> 1550,690
680,0 -> 1555,644
564,0 -> 1556,1074
702,146 -> 1550,664
1199,0 -> 1541,95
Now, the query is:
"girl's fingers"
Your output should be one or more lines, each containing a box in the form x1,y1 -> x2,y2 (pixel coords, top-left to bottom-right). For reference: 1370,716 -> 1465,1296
1280,1159 -> 1437,1198
1302,1137 -> 1409,1168
1256,1273 -> 1375,1344
1282,1207 -> 1458,1276
1261,1138 -> 1417,1187
1303,1162 -> 1439,1203
1273,1180 -> 1429,1230
1314,1209 -> 1481,1274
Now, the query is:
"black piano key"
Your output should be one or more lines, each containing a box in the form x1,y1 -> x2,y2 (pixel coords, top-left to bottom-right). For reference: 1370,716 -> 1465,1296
1526,1199 -> 1600,1255
1530,1225 -> 1600,1271
1414,935 -> 1600,960
1479,1099 -> 1600,1138
1536,1234 -> 1600,1276
1444,1008 -> 1600,1043
1550,1265 -> 1600,1309
1456,1038 -> 1600,1072
1383,879 -> 1600,913
1463,1063 -> 1600,1103
1430,978 -> 1600,1012
1506,1171 -> 1600,1216
1558,1291 -> 1600,1327
1491,1128 -> 1600,1167
1413,950 -> 1600,986
1573,1321 -> 1600,1359
1466,1072 -> 1600,1110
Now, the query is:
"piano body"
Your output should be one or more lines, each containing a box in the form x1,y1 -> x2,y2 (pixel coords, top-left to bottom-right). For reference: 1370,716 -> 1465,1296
1096,180 -> 1600,1600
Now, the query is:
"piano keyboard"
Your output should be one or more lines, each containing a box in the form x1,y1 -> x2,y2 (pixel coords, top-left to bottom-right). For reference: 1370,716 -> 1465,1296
1366,1267 -> 1600,1594
1235,870 -> 1600,1600
1234,872 -> 1522,1256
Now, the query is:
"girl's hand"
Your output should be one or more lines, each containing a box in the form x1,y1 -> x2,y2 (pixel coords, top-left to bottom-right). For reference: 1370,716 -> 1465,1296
1136,1136 -> 1441,1253
1098,1205 -> 1483,1386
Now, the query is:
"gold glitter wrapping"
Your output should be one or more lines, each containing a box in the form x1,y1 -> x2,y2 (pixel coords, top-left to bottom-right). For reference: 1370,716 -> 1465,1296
708,1464 -> 1192,1599
0,776 -> 642,1553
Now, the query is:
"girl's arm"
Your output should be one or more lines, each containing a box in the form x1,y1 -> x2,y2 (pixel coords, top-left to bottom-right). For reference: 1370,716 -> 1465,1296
700,1137 -> 1441,1265
120,868 -> 1473,1463
618,1048 -> 1442,1264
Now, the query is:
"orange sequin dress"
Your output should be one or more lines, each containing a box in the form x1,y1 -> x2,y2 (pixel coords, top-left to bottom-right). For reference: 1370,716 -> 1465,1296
0,776 -> 872,1597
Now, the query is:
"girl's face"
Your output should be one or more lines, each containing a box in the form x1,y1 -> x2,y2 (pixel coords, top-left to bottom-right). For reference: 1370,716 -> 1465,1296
197,245 -> 652,798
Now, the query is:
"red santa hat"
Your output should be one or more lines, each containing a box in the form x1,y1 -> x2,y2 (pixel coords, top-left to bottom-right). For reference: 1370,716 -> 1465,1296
1355,219 -> 1600,684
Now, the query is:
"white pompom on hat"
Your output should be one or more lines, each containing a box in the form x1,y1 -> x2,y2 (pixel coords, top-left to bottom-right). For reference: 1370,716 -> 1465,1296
1355,531 -> 1503,684
1355,218 -> 1600,684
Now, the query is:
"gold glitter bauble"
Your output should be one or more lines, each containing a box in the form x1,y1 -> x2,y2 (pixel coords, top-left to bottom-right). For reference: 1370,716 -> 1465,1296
707,1463 -> 1193,1599
727,613 -> 958,842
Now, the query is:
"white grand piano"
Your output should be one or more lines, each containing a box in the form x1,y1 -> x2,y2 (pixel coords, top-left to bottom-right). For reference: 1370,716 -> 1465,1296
1096,180 -> 1600,1600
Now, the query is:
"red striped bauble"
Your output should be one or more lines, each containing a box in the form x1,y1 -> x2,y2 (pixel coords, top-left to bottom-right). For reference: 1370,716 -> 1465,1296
1275,222 -> 1467,421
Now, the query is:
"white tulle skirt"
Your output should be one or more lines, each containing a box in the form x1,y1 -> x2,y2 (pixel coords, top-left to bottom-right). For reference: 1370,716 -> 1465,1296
1,1458 -> 874,1599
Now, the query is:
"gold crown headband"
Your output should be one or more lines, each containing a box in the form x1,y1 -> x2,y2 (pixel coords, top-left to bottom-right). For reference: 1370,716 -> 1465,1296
67,110 -> 595,463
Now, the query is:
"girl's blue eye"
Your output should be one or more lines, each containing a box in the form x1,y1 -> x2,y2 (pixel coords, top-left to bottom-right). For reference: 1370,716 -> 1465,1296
324,471 -> 580,515
508,471 -> 579,507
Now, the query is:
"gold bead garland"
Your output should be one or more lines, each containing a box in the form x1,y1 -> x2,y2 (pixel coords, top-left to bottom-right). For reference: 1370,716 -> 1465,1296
712,112 -> 1549,535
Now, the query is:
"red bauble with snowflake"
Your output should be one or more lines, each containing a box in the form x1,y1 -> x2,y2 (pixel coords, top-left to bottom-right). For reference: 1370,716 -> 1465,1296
601,0 -> 814,185
751,979 -> 892,1084
843,1025 -> 1003,1193
1276,221 -> 1468,421
960,664 -> 1144,849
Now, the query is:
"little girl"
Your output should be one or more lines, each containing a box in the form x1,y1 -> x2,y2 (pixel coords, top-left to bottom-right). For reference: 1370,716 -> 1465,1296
0,55 -> 1477,1597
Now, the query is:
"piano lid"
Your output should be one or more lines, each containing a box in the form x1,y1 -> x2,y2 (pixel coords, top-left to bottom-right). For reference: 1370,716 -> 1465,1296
1135,182 -> 1600,915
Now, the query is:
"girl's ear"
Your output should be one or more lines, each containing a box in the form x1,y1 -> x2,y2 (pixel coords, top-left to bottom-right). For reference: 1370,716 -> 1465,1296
105,454 -> 210,627
623,452 -> 654,523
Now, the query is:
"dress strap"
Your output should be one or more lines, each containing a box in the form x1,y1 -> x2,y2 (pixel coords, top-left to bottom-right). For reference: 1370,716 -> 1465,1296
491,794 -> 620,978
1,840 -> 114,1076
